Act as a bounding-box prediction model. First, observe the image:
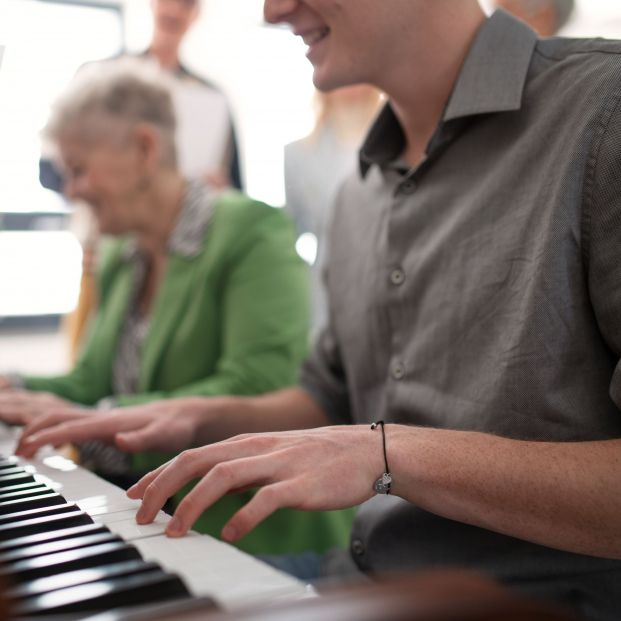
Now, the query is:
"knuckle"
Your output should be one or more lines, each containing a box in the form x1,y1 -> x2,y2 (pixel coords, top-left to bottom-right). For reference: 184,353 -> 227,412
175,449 -> 197,470
256,484 -> 283,507
238,434 -> 275,451
211,461 -> 235,483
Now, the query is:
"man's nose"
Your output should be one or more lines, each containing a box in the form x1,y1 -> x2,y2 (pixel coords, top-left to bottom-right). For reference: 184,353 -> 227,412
263,0 -> 299,25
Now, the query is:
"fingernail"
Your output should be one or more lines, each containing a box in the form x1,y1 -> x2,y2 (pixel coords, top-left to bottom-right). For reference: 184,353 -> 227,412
135,506 -> 148,524
167,516 -> 183,536
222,525 -> 237,542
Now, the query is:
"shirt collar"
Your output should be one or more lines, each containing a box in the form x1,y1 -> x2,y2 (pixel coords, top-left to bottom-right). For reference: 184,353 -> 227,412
359,10 -> 538,177
122,179 -> 214,262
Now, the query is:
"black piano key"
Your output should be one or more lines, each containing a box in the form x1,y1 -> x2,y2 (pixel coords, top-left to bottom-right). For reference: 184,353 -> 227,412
0,502 -> 78,525
0,481 -> 49,495
0,458 -> 20,469
14,570 -> 191,616
0,523 -> 109,553
8,559 -> 160,601
0,530 -> 122,566
0,466 -> 28,478
0,510 -> 93,542
0,540 -> 142,584
0,471 -> 36,487
0,492 -> 66,516
0,484 -> 54,501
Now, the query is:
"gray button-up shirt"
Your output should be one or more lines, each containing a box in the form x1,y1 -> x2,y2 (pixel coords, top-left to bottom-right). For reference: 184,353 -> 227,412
300,10 -> 621,618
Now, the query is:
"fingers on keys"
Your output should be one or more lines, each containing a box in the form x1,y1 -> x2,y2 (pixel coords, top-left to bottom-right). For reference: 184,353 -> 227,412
130,443 -> 293,539
220,481 -> 297,542
17,410 -> 106,457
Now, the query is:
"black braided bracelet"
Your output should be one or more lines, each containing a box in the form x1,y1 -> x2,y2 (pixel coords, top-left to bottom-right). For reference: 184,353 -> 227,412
370,420 -> 392,494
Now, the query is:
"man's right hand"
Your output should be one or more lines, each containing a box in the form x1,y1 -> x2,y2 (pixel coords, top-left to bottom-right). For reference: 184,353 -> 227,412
16,398 -> 210,458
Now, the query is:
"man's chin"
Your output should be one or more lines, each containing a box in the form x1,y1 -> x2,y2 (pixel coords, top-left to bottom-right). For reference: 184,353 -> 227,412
313,72 -> 361,93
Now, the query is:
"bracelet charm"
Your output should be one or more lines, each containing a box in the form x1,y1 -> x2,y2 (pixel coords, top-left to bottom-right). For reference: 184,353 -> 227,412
370,420 -> 392,495
374,471 -> 393,494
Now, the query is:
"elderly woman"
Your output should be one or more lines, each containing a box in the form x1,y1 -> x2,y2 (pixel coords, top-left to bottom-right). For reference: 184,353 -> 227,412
0,60 -> 352,555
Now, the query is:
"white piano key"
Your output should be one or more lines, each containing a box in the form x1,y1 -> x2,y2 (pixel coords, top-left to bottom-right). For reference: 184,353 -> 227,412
76,496 -> 142,516
92,509 -> 151,525
104,514 -> 172,541
133,534 -> 309,610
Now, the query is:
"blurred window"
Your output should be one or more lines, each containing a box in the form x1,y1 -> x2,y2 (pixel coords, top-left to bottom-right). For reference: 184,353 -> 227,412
0,0 -> 123,321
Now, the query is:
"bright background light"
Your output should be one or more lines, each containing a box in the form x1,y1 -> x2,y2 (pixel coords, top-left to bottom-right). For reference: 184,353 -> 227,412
295,232 -> 318,267
0,232 -> 82,316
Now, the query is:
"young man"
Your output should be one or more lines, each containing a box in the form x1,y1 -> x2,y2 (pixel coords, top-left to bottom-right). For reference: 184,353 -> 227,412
18,1 -> 621,617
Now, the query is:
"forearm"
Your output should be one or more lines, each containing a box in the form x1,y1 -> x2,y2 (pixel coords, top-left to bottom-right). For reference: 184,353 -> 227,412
191,387 -> 331,445
390,425 -> 621,559
24,374 -> 98,406
115,354 -> 302,408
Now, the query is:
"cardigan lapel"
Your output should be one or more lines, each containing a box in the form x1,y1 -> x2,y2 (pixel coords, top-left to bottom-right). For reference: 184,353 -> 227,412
138,255 -> 197,391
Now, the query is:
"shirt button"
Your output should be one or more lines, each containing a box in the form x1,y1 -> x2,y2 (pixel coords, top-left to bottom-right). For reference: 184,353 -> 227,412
351,538 -> 365,556
390,268 -> 405,286
400,179 -> 417,194
392,362 -> 406,380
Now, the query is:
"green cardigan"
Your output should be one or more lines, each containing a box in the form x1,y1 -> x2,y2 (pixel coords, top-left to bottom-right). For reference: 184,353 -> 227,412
26,191 -> 353,554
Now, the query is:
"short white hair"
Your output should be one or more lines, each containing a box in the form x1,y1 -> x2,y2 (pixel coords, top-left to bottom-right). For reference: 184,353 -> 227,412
44,57 -> 178,167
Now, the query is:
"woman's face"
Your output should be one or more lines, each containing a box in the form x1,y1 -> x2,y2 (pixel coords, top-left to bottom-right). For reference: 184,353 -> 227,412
58,128 -> 148,235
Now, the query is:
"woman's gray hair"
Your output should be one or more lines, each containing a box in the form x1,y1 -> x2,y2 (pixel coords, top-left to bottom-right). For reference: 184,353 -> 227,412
44,58 -> 178,167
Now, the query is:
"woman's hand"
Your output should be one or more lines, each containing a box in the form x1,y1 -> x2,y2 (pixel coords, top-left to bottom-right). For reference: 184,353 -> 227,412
16,398 -> 207,458
128,425 -> 384,542
0,390 -> 74,426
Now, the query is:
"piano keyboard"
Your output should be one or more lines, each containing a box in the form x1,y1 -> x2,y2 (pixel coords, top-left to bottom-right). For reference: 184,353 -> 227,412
0,425 -> 308,618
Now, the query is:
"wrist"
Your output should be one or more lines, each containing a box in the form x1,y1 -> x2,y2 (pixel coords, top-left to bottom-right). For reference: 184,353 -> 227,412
187,395 -> 247,445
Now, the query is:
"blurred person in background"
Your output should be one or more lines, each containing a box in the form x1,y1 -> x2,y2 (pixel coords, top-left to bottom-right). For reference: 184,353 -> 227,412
285,86 -> 381,335
0,60 -> 352,556
42,0 -> 242,362
494,0 -> 575,35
